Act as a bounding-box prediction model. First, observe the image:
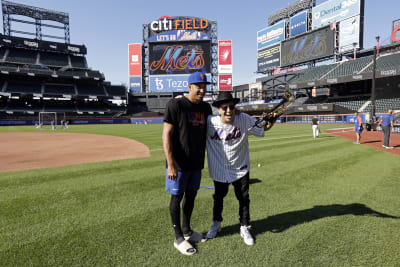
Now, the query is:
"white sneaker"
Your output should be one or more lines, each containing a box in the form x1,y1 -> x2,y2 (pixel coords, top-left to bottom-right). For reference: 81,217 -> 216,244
206,221 -> 221,239
240,225 -> 255,245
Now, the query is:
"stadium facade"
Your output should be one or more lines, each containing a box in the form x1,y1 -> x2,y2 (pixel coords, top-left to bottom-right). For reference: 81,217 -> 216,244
233,0 -> 400,127
0,1 -> 127,125
127,15 -> 234,114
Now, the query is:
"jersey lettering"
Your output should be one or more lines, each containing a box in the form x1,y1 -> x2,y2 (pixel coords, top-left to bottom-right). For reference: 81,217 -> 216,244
211,127 -> 242,141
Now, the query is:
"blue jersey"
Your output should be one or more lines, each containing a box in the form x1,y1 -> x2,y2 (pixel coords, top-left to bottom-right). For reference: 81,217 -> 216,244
354,116 -> 363,133
380,114 -> 393,127
354,116 -> 362,128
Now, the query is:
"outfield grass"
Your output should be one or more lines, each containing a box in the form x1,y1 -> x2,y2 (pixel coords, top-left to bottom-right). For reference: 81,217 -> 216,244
0,123 -> 399,266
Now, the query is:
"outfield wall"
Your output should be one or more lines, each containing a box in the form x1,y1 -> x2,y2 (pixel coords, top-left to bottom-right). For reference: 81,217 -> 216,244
0,115 -> 398,133
280,114 -> 400,133
0,117 -> 164,126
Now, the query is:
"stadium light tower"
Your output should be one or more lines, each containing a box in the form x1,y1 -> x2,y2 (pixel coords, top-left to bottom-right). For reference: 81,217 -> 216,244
371,45 -> 377,117
371,36 -> 381,117
376,36 -> 380,55
353,42 -> 357,59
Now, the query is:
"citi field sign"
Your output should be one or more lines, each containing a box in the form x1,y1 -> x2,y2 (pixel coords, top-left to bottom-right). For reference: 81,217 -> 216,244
150,16 -> 209,32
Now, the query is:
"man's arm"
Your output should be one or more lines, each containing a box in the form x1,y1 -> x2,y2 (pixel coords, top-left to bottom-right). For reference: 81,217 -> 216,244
391,117 -> 395,132
162,122 -> 178,181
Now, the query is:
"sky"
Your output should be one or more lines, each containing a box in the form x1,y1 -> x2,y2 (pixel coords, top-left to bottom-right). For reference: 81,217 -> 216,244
2,0 -> 399,87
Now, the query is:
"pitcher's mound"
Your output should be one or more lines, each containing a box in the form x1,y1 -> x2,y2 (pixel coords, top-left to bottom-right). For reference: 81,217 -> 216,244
0,132 -> 150,173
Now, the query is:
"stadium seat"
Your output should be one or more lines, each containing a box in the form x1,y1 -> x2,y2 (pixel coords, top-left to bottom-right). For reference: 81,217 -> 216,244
39,52 -> 69,67
326,56 -> 374,78
290,64 -> 337,84
6,80 -> 42,94
6,48 -> 38,64
363,97 -> 400,113
0,47 -> 7,61
44,84 -> 76,95
77,84 -> 106,96
105,85 -> 126,96
70,55 -> 87,68
362,52 -> 400,73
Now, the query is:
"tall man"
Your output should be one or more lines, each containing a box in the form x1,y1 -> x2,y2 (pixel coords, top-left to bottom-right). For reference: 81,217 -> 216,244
354,112 -> 363,144
205,92 -> 274,246
162,72 -> 212,255
379,109 -> 394,149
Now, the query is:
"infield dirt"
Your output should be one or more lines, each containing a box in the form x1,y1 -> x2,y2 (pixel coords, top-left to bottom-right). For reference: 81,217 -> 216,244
0,132 -> 150,173
325,128 -> 400,155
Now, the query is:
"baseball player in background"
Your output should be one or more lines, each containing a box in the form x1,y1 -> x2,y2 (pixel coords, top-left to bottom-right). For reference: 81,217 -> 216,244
378,109 -> 394,149
162,72 -> 212,255
205,91 -> 273,246
354,112 -> 363,144
311,115 -> 319,139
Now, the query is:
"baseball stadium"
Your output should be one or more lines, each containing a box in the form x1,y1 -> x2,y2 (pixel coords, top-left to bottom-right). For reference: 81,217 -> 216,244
1,0 -> 400,266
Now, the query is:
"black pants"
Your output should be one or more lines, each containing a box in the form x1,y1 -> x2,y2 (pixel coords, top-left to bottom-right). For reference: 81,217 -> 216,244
382,126 -> 391,147
169,190 -> 197,241
212,173 -> 250,226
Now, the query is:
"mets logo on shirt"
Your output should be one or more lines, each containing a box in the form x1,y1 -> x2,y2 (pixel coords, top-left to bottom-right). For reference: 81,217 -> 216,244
187,112 -> 205,126
211,127 -> 242,141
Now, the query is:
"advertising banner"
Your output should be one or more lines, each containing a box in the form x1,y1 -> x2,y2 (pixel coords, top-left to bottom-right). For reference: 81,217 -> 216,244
149,30 -> 210,42
290,11 -> 308,37
148,16 -> 212,38
312,0 -> 361,30
129,44 -> 142,76
218,74 -> 233,91
149,41 -> 211,75
218,40 -> 232,74
257,43 -> 281,72
339,15 -> 360,52
0,34 -> 87,54
149,74 -> 211,92
281,26 -> 335,67
392,20 -> 400,43
129,76 -> 142,93
257,20 -> 286,50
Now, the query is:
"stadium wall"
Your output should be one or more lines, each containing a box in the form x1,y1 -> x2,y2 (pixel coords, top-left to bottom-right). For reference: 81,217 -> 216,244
0,117 -> 163,126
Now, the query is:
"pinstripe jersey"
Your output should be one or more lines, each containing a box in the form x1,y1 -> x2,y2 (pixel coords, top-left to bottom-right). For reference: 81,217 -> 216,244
207,113 -> 264,183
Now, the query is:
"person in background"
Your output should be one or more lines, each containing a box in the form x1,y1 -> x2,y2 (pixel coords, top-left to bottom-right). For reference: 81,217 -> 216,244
51,120 -> 56,130
379,109 -> 394,149
162,72 -> 212,255
354,112 -> 363,144
311,115 -> 319,139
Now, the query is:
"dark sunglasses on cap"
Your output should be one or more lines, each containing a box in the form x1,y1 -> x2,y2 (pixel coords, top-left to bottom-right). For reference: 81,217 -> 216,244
220,104 -> 235,111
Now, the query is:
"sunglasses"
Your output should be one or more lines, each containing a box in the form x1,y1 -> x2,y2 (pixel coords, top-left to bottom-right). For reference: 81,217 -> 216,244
220,105 -> 235,111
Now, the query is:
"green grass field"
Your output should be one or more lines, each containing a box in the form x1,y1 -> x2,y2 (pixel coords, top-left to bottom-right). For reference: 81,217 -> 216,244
1,124 -> 399,266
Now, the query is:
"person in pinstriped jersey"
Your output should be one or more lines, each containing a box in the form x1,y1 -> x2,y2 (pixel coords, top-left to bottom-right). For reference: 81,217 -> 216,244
205,91 -> 274,246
